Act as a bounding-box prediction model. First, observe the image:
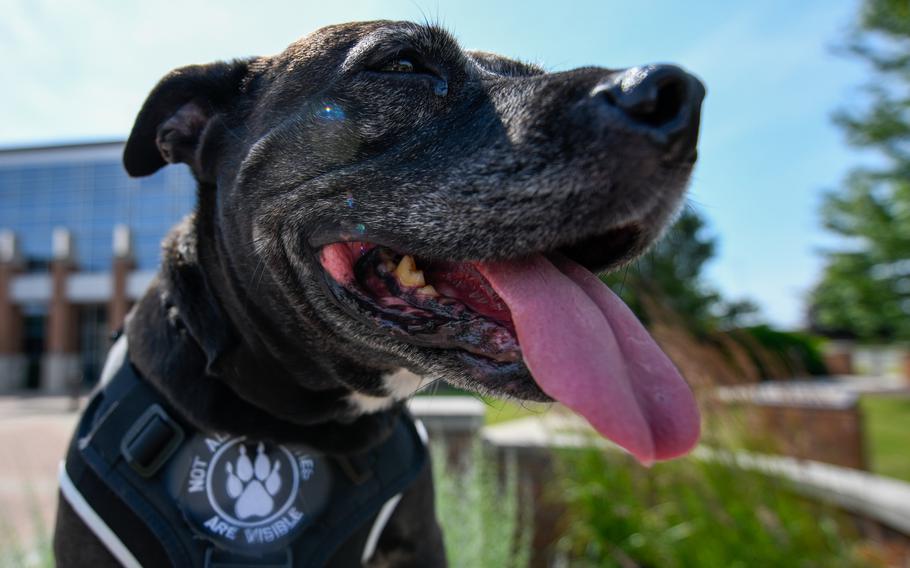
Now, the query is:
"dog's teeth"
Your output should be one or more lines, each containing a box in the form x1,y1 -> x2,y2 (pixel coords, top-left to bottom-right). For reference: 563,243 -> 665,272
417,285 -> 439,297
394,255 -> 425,287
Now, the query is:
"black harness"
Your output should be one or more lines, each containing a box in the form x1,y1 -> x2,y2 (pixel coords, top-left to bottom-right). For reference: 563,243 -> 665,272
61,341 -> 427,567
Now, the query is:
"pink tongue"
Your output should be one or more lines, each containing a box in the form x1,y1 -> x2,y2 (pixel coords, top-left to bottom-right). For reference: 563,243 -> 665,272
477,255 -> 700,464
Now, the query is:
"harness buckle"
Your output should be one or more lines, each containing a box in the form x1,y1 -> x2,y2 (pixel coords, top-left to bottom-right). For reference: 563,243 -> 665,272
204,547 -> 293,568
120,404 -> 185,477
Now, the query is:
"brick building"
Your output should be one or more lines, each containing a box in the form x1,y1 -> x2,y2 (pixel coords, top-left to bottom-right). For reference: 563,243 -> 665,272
0,141 -> 194,392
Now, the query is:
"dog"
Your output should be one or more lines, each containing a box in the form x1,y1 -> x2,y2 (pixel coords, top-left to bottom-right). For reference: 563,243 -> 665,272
53,20 -> 704,567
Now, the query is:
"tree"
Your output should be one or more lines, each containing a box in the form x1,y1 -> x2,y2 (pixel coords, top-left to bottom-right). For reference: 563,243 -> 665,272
603,208 -> 756,333
605,209 -> 828,380
810,0 -> 910,341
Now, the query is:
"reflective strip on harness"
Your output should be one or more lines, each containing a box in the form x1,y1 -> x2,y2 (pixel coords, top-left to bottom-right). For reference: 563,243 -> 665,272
58,461 -> 142,568
360,493 -> 403,564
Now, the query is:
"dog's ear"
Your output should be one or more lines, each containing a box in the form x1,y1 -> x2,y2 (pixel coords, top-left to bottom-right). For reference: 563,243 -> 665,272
123,59 -> 253,179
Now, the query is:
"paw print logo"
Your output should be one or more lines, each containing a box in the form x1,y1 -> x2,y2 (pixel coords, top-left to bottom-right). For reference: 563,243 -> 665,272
182,436 -> 332,552
224,443 -> 282,520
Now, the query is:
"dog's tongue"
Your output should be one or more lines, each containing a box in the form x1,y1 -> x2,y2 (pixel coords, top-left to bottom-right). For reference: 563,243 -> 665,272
477,255 -> 700,464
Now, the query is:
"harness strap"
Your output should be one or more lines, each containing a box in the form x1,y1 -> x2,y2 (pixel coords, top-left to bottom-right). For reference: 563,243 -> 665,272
60,341 -> 427,567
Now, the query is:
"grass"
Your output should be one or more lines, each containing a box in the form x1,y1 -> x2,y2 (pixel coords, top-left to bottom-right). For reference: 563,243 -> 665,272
862,394 -> 910,482
557,447 -> 885,568
432,442 -> 532,568
478,390 -> 910,563
483,398 -> 550,426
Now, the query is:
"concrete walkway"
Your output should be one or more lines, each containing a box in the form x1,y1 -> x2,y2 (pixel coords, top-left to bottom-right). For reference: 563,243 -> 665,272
0,395 -> 79,552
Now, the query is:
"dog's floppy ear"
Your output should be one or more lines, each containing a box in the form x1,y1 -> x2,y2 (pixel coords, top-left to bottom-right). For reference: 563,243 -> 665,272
123,59 -> 253,178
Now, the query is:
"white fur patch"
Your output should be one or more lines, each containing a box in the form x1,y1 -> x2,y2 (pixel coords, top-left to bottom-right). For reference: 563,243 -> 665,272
347,391 -> 396,414
383,369 -> 426,399
347,369 -> 426,415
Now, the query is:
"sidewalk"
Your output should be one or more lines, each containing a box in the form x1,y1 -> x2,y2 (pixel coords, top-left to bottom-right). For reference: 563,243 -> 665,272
0,395 -> 80,551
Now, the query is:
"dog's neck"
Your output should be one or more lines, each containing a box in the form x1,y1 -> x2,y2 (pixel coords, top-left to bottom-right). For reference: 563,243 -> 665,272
125,213 -> 401,455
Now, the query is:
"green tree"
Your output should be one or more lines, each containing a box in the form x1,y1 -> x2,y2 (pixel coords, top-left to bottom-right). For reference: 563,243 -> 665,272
608,210 -> 830,378
604,208 -> 756,333
810,0 -> 910,341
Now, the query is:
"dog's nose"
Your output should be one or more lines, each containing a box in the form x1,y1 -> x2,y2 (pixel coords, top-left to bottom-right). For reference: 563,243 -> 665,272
593,65 -> 705,160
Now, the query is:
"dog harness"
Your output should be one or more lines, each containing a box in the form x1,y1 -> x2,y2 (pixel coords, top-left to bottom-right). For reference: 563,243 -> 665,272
59,337 -> 428,567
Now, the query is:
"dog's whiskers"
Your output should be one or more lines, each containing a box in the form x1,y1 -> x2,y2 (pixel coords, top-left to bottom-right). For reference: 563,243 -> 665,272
618,264 -> 631,298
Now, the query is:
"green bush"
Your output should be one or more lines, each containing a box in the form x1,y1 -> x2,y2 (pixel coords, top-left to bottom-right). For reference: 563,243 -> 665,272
557,448 -> 877,568
739,325 -> 829,377
432,443 -> 531,568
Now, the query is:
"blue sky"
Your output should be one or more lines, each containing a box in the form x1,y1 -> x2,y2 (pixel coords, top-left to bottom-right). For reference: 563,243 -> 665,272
0,0 -> 869,328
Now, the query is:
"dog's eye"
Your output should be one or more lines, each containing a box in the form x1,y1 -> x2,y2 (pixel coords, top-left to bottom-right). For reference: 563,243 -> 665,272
381,58 -> 416,74
373,52 -> 439,77
368,52 -> 448,96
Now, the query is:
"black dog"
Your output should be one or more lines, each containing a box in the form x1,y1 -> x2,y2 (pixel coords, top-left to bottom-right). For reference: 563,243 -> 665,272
54,20 -> 704,567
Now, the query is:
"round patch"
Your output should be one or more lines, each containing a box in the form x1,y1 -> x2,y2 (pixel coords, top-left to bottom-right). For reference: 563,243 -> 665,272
178,435 -> 331,554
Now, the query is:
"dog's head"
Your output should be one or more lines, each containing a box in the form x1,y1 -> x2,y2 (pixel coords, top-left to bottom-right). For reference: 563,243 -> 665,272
125,21 -> 704,463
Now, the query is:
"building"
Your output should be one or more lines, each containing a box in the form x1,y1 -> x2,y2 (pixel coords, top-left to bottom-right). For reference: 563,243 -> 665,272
0,141 -> 195,393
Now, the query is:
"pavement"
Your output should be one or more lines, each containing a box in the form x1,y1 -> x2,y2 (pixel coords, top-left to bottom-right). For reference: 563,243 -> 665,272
0,394 -> 80,552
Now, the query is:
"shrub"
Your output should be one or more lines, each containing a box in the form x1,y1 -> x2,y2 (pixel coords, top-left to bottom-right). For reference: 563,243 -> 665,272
558,448 -> 877,568
433,443 -> 531,568
739,325 -> 829,378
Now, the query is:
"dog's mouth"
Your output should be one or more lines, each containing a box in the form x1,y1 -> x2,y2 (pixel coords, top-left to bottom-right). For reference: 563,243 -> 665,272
316,225 -> 643,365
316,232 -> 701,464
319,241 -> 521,363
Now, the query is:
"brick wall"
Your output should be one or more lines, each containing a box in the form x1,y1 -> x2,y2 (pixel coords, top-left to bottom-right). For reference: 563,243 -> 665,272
743,403 -> 867,470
